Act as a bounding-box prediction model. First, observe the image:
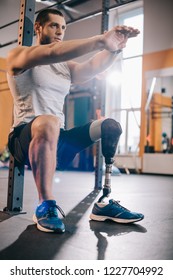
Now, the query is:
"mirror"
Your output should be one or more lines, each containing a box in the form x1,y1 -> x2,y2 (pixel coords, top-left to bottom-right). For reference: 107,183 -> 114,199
145,68 -> 173,153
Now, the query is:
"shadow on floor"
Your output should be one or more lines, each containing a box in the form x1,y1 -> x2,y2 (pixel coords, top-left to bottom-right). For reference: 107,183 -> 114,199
0,211 -> 27,222
0,189 -> 147,260
0,212 -> 14,222
0,209 -> 27,222
89,220 -> 147,260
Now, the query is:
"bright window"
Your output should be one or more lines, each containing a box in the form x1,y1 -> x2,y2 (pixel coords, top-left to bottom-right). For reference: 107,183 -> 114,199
122,10 -> 144,58
118,7 -> 143,153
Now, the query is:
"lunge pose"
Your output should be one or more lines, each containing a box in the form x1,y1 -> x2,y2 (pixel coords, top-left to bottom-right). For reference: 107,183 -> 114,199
7,9 -> 144,233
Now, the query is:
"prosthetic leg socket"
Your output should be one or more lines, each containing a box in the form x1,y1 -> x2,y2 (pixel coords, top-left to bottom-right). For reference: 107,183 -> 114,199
98,119 -> 122,202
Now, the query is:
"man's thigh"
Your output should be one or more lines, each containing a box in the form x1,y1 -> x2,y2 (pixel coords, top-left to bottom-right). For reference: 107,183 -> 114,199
8,120 -> 94,169
8,119 -> 36,165
57,122 -> 94,170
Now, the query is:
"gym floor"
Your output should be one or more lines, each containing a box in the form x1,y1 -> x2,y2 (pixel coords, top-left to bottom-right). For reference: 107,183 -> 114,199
0,168 -> 173,260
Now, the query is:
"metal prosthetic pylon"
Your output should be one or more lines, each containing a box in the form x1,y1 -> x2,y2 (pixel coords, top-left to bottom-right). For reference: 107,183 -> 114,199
98,157 -> 114,202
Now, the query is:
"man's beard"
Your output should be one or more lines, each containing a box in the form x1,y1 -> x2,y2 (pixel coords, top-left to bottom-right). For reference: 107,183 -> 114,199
40,35 -> 52,45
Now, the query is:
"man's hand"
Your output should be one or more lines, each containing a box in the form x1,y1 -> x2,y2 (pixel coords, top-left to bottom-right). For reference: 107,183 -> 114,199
102,25 -> 140,52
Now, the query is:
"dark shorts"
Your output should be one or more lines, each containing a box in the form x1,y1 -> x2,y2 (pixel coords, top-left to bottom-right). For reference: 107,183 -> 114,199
8,119 -> 94,170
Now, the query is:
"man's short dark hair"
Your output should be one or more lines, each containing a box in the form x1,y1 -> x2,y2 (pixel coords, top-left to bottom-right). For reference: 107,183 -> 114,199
35,8 -> 64,26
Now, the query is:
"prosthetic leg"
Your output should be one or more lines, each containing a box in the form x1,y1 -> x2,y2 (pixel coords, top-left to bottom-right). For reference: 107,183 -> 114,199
98,119 -> 122,202
90,119 -> 144,223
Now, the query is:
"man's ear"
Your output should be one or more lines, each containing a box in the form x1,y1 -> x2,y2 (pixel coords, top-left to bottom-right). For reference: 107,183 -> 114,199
34,22 -> 42,36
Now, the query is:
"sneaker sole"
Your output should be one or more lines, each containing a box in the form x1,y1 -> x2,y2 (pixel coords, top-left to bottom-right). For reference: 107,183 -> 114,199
33,214 -> 65,233
90,213 -> 144,223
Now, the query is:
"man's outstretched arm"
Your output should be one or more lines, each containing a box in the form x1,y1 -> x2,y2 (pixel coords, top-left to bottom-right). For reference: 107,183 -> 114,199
7,25 -> 139,76
68,26 -> 140,84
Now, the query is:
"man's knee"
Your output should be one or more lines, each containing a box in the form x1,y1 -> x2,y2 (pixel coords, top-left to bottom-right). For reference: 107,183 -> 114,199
31,115 -> 61,142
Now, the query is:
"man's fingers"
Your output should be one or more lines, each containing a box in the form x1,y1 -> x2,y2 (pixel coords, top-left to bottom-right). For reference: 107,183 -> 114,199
127,29 -> 140,38
115,26 -> 140,38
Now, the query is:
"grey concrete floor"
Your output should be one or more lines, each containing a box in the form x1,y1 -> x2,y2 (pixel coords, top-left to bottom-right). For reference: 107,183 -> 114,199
0,169 -> 173,260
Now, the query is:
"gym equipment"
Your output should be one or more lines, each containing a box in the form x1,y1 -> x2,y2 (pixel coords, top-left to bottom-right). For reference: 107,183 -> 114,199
3,0 -> 35,213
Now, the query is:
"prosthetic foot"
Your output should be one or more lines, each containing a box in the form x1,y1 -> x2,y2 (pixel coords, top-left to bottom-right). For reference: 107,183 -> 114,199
98,119 -> 122,202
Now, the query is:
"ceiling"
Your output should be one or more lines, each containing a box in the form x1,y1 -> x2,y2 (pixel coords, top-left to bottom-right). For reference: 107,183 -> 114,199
35,0 -> 139,23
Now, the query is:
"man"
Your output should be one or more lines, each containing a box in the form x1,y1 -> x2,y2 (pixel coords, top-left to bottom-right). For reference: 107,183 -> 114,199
7,8 -> 144,233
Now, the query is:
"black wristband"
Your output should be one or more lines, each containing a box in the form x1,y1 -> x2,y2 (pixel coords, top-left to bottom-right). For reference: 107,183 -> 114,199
110,49 -> 122,54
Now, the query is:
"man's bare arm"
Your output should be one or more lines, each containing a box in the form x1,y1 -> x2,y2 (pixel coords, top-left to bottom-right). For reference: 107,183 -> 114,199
7,35 -> 104,75
68,26 -> 140,84
68,50 -> 120,84
7,25 -> 139,76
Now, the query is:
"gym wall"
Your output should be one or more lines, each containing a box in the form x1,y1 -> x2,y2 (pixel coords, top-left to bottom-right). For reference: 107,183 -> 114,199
140,0 -> 173,155
0,57 -> 13,153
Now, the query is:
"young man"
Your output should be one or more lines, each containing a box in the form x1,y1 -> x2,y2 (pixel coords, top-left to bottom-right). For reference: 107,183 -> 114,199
7,9 -> 144,233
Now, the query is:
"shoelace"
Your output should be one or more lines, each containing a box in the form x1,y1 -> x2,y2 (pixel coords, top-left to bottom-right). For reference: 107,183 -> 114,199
56,204 -> 66,218
111,199 -> 129,212
47,205 -> 66,218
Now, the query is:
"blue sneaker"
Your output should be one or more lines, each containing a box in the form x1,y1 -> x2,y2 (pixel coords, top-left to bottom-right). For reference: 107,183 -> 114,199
33,200 -> 65,233
90,199 -> 144,223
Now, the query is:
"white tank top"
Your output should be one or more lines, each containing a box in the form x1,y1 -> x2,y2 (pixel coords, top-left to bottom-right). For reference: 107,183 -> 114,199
7,62 -> 71,129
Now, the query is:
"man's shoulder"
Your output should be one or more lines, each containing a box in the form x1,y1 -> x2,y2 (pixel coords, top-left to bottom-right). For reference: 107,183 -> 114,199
7,46 -> 29,75
8,45 -> 28,56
